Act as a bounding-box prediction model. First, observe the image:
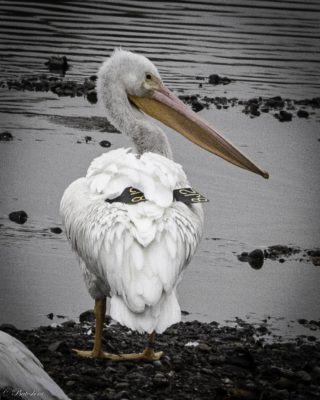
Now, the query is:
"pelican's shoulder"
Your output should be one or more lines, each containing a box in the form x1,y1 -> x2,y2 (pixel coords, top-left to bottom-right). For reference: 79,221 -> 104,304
86,148 -> 189,208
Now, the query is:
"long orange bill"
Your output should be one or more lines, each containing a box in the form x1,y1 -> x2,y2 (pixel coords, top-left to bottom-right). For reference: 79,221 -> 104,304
129,84 -> 269,179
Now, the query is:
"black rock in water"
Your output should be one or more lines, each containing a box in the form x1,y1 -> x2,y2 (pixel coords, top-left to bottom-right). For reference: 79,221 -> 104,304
297,109 -> 309,118
50,227 -> 63,234
99,140 -> 111,148
248,249 -> 264,270
208,74 -> 231,85
86,89 -> 97,104
8,210 -> 28,225
274,110 -> 292,122
0,131 -> 13,141
45,56 -> 69,73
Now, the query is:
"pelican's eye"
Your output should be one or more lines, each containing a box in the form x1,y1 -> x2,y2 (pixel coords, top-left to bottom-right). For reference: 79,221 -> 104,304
146,73 -> 152,80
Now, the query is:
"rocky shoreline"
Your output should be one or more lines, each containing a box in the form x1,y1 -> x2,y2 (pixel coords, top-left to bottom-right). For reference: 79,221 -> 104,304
1,316 -> 320,400
2,73 -> 320,123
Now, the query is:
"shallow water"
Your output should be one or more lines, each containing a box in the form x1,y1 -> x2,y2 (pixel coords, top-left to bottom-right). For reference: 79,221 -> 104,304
0,1 -> 319,337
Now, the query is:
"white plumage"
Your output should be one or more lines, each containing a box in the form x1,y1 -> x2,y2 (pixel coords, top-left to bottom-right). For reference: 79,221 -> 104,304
60,49 -> 267,359
0,331 -> 69,400
61,148 -> 203,333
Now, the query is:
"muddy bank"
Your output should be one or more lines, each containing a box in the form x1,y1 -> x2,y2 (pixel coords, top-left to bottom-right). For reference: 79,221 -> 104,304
1,317 -> 320,400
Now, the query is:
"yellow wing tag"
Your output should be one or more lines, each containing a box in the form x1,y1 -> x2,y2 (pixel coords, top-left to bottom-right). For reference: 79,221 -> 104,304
106,187 -> 146,204
173,188 -> 209,204
106,187 -> 208,205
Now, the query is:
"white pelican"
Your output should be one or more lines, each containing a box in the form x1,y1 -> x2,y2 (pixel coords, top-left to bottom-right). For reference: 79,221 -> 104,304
0,331 -> 70,400
60,49 -> 268,361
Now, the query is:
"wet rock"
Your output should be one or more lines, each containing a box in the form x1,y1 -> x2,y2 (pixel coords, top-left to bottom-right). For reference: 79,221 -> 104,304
248,249 -> 264,270
275,110 -> 292,122
153,372 -> 169,387
297,109 -> 309,118
296,370 -> 312,383
198,342 -> 212,352
275,377 -> 296,390
48,340 -> 69,353
86,89 -> 97,104
208,74 -> 231,85
84,136 -> 92,143
0,131 -> 13,141
9,210 -> 28,225
191,100 -> 205,112
79,309 -> 95,323
237,249 -> 264,269
47,312 -> 54,320
99,140 -> 111,148
45,56 -> 69,73
50,227 -> 62,234
265,96 -> 285,109
61,319 -> 76,328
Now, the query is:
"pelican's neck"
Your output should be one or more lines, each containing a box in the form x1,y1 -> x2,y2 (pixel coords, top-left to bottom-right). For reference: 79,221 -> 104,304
99,85 -> 173,159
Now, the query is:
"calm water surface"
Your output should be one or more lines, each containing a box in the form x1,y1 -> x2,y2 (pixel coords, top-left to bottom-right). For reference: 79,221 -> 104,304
0,1 -> 319,337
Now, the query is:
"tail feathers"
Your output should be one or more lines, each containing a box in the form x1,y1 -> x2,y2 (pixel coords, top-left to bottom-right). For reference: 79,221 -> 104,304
110,291 -> 181,334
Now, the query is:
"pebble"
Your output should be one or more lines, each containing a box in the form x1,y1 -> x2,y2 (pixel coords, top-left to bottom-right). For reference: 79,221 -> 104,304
208,74 -> 231,85
248,249 -> 264,269
275,110 -> 293,122
0,131 -> 13,141
297,109 -> 309,118
50,227 -> 62,234
197,342 -> 212,352
99,140 -> 111,148
296,370 -> 312,383
9,210 -> 28,224
153,372 -> 169,386
79,309 -> 95,323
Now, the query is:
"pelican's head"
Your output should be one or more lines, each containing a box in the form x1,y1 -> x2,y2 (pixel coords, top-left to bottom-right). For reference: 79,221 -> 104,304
98,49 -> 269,179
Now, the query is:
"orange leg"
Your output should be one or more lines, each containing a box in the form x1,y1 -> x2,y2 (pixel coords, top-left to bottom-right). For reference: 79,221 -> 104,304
73,299 -> 163,361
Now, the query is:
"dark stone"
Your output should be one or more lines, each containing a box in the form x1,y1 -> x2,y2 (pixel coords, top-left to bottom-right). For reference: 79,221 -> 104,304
61,319 -> 76,328
79,309 -> 95,323
237,252 -> 249,262
48,340 -> 68,353
277,110 -> 292,122
44,56 -> 69,73
99,140 -> 111,148
84,136 -> 92,143
191,100 -> 204,112
266,96 -> 285,109
50,227 -> 62,234
87,90 -> 97,104
198,343 -> 212,352
208,74 -> 231,85
9,210 -> 28,225
297,109 -> 309,118
0,131 -> 13,141
153,372 -> 169,387
248,249 -> 264,270
47,312 -> 54,320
